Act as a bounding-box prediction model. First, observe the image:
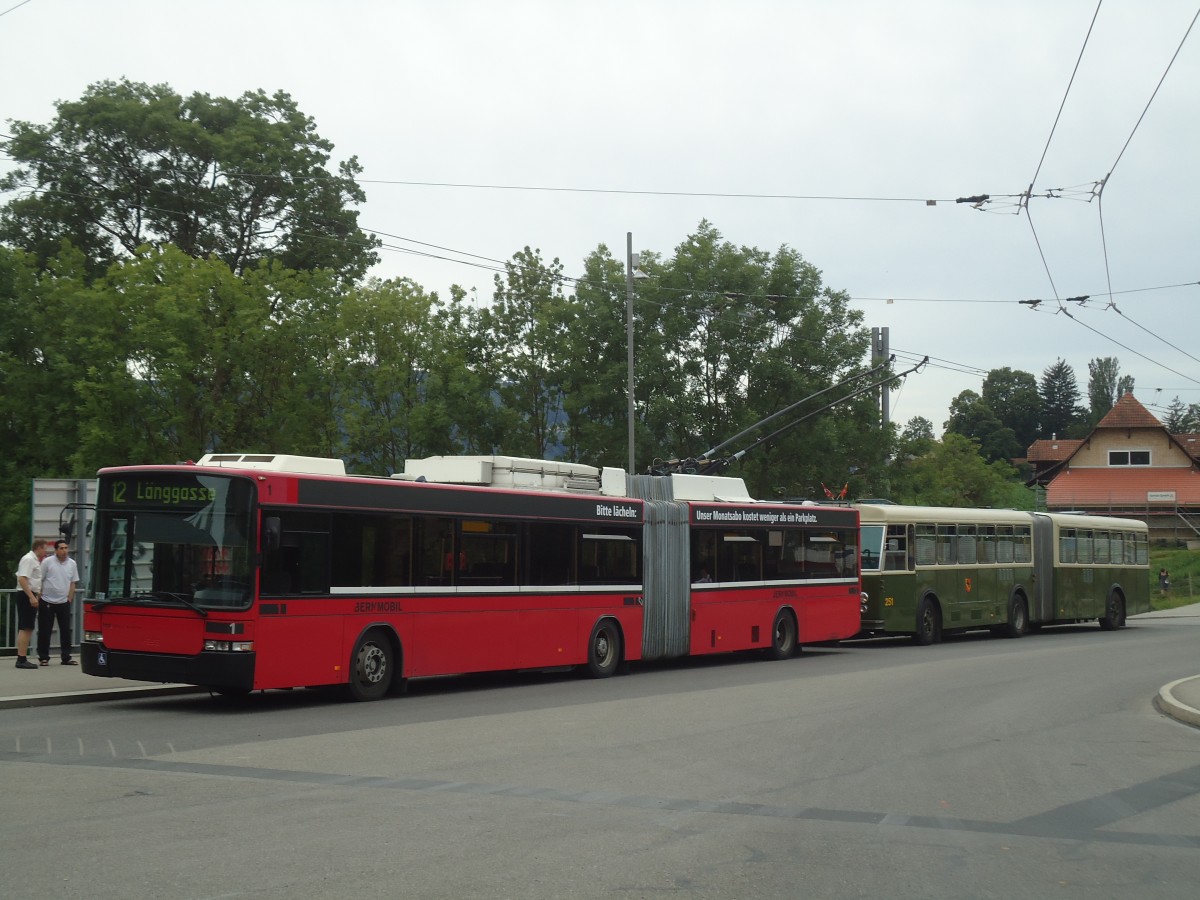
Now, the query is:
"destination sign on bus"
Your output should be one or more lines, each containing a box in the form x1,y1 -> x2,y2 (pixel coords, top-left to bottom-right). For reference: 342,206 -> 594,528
691,504 -> 856,529
101,474 -> 225,509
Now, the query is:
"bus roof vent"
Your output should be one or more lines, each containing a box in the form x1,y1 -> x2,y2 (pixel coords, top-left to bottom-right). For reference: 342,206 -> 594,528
669,473 -> 753,502
195,453 -> 347,476
399,455 -> 628,496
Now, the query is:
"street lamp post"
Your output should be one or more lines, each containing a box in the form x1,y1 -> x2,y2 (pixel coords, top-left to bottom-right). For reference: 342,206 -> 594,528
625,232 -> 636,474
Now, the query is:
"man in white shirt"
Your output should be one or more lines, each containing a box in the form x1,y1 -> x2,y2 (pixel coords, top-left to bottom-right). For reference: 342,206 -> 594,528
13,538 -> 50,669
37,540 -> 79,666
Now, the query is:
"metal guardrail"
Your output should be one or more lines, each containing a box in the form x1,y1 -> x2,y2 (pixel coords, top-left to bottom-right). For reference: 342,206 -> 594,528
1,587 -> 84,655
1,588 -> 18,653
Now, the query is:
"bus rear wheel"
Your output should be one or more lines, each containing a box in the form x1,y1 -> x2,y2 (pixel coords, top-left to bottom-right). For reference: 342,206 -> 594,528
913,595 -> 942,646
767,609 -> 798,660
348,629 -> 394,701
586,619 -> 621,678
1099,591 -> 1126,631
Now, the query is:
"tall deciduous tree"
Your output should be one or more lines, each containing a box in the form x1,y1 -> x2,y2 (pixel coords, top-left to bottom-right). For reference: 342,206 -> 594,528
1,79 -> 379,280
631,221 -> 876,499
981,367 -> 1040,450
944,389 -> 1020,463
891,433 -> 1031,508
480,248 -> 572,459
70,246 -> 342,467
0,245 -> 84,564
335,277 -> 443,474
1086,356 -> 1133,425
560,244 -> 638,466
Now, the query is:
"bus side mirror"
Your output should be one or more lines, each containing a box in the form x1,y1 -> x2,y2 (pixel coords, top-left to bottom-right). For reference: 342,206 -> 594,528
265,517 -> 281,552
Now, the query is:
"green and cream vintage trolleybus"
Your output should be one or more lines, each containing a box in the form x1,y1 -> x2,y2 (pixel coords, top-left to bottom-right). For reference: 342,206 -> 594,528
856,504 -> 1149,644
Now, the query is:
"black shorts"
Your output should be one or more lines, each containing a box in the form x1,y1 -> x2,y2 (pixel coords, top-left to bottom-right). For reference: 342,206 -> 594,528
15,593 -> 37,630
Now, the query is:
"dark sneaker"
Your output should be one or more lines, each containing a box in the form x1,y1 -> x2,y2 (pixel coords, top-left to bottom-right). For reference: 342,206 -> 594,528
15,658 -> 37,670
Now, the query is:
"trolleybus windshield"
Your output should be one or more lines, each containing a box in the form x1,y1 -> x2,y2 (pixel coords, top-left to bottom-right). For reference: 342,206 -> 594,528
91,472 -> 256,611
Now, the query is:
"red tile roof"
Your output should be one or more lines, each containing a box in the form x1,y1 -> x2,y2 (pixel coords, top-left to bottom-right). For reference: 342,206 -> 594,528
1026,439 -> 1083,463
1046,467 -> 1200,507
1178,434 -> 1200,461
1095,392 -> 1163,429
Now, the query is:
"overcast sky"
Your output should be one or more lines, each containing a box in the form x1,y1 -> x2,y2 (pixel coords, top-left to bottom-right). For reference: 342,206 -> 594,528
3,0 -> 1198,436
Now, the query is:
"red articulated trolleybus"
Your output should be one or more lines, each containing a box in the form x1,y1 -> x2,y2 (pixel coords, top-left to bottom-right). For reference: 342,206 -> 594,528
81,453 -> 861,700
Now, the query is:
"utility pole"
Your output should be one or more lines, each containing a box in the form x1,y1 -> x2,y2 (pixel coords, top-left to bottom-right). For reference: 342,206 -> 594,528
872,326 -> 891,427
626,232 -> 636,473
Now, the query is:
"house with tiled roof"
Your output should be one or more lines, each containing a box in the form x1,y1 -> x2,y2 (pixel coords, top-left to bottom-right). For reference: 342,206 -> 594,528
1026,393 -> 1200,543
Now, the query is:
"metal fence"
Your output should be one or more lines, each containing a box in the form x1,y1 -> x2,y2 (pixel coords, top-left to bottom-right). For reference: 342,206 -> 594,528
1,588 -> 18,653
1,588 -> 83,656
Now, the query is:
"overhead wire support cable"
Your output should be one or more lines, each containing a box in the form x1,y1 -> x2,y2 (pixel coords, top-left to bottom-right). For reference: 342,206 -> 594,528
1103,5 -> 1199,185
1056,304 -> 1200,386
1026,204 -> 1061,301
1109,302 -> 1200,368
0,0 -> 35,19
353,178 -> 952,205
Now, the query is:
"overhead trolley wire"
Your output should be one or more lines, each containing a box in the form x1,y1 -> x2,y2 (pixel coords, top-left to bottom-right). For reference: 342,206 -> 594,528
1026,0 -> 1104,198
1095,5 -> 1200,307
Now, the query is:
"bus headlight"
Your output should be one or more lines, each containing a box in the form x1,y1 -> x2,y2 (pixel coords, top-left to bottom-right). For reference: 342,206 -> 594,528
84,631 -> 104,643
860,591 -> 869,614
203,640 -> 255,652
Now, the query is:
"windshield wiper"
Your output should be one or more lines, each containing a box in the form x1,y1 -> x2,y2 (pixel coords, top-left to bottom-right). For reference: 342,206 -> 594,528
136,590 -> 209,618
88,595 -> 142,610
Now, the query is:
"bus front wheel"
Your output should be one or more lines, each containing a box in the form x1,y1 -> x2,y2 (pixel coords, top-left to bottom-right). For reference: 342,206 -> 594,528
586,619 -> 621,678
348,629 -> 394,701
914,596 -> 942,646
1099,591 -> 1126,631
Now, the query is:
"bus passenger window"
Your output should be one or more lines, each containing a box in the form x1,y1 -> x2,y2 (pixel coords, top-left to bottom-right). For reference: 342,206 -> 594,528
884,525 -> 908,571
262,512 -> 330,595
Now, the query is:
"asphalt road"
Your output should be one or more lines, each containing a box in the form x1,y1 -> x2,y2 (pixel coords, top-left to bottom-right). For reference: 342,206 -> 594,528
2,617 -> 1198,900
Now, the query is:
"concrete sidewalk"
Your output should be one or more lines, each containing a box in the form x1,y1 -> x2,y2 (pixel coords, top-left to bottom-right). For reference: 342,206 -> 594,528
3,605 -> 1199,721
0,652 -> 201,709
1140,602 -> 1200,729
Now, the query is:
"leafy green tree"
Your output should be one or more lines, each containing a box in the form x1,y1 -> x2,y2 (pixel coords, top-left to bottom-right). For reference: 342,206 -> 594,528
429,285 -> 517,456
1,79 -> 379,280
944,389 -> 1021,463
1040,358 -> 1086,439
628,221 -> 876,498
334,277 -> 445,474
70,247 -> 342,468
898,416 -> 935,452
0,245 -> 83,566
891,433 -> 1028,507
981,367 -> 1040,450
479,247 -> 573,459
559,244 -> 640,467
1086,357 -> 1133,426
